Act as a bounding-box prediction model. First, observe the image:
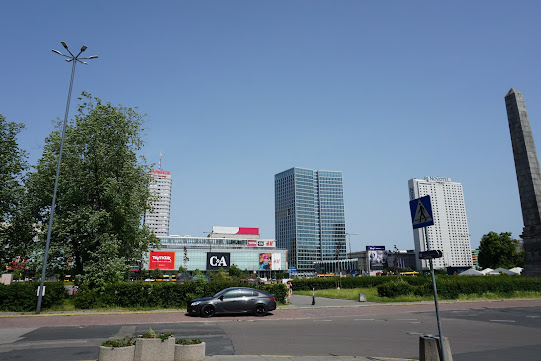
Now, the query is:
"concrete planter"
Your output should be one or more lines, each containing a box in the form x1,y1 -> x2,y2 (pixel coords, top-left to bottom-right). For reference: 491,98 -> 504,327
174,341 -> 206,361
98,344 -> 135,361
134,336 -> 175,361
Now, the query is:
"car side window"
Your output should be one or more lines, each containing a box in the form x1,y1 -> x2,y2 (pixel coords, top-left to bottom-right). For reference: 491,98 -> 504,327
238,290 -> 253,298
251,291 -> 259,297
223,290 -> 238,299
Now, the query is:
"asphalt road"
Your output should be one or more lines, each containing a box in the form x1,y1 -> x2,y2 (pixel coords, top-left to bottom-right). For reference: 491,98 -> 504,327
1,298 -> 540,361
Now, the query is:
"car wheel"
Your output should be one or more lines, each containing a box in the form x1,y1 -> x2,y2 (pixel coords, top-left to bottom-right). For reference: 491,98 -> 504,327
254,304 -> 268,317
201,305 -> 215,318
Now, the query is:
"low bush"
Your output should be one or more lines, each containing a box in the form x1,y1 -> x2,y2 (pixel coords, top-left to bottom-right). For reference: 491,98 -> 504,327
101,336 -> 135,347
377,280 -> 415,298
375,275 -> 541,299
72,280 -> 288,309
176,339 -> 202,345
0,282 -> 68,312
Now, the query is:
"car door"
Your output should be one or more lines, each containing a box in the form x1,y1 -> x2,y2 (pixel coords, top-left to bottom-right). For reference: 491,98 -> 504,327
219,289 -> 241,313
237,289 -> 257,312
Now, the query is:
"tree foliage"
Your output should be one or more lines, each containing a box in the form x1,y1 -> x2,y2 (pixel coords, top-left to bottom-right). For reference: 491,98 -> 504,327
228,264 -> 244,278
0,114 -> 34,269
26,93 -> 159,285
478,231 -> 524,269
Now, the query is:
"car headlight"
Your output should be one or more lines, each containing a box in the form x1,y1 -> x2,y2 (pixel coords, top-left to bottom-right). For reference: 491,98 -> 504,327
191,301 -> 201,306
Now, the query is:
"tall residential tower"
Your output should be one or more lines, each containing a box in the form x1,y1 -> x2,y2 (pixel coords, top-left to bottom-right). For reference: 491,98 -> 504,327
275,167 -> 346,272
144,168 -> 172,237
408,176 -> 473,271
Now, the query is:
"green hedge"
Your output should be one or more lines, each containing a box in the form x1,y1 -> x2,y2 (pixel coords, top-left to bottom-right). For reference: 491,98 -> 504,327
0,282 -> 68,312
73,281 -> 288,309
290,276 -> 400,291
377,276 -> 541,299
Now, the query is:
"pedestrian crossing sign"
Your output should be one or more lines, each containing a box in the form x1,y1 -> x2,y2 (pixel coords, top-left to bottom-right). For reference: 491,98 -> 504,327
410,195 -> 434,229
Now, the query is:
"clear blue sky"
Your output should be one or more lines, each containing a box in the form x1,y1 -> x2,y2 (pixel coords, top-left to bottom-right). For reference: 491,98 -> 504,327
2,1 -> 540,251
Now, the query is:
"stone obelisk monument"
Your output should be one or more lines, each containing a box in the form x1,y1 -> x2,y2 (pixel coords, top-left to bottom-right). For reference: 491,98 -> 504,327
505,88 -> 541,276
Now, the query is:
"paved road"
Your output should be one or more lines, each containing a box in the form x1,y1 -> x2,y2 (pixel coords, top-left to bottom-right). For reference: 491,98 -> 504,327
0,296 -> 540,361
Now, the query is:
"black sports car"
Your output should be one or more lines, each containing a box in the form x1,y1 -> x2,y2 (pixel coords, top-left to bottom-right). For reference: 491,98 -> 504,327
187,287 -> 277,317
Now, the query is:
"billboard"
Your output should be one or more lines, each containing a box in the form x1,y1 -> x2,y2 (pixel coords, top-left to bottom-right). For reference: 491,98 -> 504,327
271,253 -> 282,270
212,226 -> 259,235
248,240 -> 276,247
259,253 -> 272,270
149,251 -> 175,270
207,253 -> 231,271
366,246 -> 388,269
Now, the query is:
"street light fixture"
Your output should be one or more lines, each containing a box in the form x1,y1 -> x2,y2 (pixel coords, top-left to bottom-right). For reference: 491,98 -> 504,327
346,232 -> 358,255
36,42 -> 98,314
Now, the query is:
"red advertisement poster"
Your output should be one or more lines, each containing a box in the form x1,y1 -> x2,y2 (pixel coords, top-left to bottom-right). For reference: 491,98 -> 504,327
149,251 -> 175,270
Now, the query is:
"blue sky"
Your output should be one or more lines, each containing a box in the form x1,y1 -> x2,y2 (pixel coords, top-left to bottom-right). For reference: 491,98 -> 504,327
2,1 -> 541,251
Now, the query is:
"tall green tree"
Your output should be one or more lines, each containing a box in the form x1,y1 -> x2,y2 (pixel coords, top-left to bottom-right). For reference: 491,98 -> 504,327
27,92 -> 159,286
478,231 -> 524,269
0,114 -> 34,270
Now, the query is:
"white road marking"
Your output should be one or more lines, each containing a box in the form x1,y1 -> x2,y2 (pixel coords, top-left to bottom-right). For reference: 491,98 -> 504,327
490,320 -> 516,323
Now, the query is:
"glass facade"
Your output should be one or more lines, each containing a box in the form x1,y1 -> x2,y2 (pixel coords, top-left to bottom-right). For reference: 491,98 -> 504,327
155,236 -> 287,273
275,168 -> 346,272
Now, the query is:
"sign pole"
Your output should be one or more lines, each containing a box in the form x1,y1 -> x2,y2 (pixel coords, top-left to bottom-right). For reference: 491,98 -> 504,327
424,226 -> 447,361
410,195 -> 447,361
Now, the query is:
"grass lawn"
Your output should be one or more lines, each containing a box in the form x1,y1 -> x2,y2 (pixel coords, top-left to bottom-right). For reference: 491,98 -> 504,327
293,288 -> 541,303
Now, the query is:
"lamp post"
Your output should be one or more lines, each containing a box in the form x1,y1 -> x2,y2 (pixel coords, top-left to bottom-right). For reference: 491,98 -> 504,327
346,232 -> 358,256
36,42 -> 98,314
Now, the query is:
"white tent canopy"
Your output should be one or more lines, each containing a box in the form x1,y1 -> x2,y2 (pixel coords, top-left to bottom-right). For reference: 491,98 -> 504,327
458,268 -> 484,276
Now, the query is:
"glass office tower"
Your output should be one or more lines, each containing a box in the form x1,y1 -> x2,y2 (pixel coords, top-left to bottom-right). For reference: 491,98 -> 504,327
275,167 -> 346,272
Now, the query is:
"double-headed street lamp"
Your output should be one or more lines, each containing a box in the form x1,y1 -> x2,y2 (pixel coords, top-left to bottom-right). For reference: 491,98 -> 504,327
36,43 -> 98,314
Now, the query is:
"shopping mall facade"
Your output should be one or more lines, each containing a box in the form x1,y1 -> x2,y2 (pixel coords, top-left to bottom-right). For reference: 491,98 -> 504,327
146,227 -> 288,276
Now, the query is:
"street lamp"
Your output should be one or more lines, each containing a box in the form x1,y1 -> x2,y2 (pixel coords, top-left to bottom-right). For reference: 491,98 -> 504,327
36,43 -> 98,314
346,232 -> 358,256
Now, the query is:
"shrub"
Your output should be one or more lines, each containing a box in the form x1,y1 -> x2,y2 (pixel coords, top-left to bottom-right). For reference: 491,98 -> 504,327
0,282 -> 68,312
377,280 -> 414,298
139,328 -> 174,342
176,339 -> 202,345
102,336 -> 135,347
70,279 -> 288,309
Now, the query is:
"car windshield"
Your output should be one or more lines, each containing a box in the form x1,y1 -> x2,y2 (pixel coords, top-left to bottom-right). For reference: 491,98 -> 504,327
214,289 -> 229,297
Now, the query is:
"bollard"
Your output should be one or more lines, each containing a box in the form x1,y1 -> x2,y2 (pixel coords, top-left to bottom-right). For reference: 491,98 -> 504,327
358,293 -> 366,302
419,335 -> 453,361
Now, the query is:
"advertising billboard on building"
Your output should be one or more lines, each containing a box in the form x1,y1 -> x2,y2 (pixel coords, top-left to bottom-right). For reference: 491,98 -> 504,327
149,251 -> 175,270
366,246 -> 388,268
259,253 -> 272,270
271,253 -> 282,270
207,253 -> 231,271
212,226 -> 259,235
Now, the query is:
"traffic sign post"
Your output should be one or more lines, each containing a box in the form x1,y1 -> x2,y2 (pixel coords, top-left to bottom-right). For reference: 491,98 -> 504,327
410,196 -> 447,361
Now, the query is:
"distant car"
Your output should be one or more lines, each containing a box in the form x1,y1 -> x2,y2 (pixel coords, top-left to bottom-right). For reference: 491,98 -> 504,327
187,287 -> 276,317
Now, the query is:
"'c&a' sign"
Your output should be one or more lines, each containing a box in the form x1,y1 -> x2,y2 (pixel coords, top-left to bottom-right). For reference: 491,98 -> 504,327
206,253 -> 230,271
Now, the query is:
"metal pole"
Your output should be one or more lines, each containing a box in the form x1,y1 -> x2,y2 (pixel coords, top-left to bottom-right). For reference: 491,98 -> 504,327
424,227 -> 446,361
36,59 -> 77,314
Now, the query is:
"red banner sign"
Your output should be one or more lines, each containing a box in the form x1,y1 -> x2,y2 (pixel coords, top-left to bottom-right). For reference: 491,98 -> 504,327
149,251 -> 175,270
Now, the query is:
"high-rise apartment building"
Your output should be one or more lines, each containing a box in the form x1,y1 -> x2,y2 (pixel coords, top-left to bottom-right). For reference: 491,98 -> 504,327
408,176 -> 473,271
275,167 -> 346,272
144,168 -> 172,237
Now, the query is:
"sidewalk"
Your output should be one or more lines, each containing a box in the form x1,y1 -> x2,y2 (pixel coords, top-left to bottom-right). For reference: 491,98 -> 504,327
281,294 -> 373,308
203,356 -> 415,361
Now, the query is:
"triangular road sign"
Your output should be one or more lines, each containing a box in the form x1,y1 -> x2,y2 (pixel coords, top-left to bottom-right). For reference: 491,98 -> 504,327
409,195 -> 434,229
